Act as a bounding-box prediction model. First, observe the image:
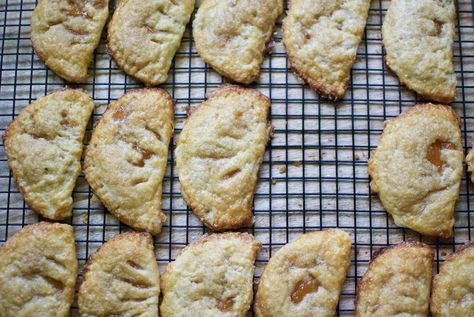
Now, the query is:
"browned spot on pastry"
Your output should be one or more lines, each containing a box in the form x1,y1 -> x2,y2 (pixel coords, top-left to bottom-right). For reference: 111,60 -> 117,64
112,106 -> 128,121
133,145 -> 153,167
433,19 -> 443,36
427,140 -> 455,172
291,278 -> 319,304
64,0 -> 92,19
91,0 -> 106,9
217,297 -> 234,312
302,28 -> 311,41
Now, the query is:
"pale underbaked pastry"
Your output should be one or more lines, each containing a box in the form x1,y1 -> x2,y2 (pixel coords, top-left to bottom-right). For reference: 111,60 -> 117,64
78,232 -> 160,317
382,0 -> 456,103
107,0 -> 195,85
368,104 -> 462,238
175,85 -> 271,231
84,88 -> 174,235
193,0 -> 283,84
254,229 -> 351,317
355,241 -> 434,317
31,0 -> 109,82
3,89 -> 94,220
160,232 -> 261,317
431,244 -> 474,317
0,222 -> 78,317
282,0 -> 371,100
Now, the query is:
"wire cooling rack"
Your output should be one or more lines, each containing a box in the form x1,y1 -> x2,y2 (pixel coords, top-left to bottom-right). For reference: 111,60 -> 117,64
1,0 -> 474,315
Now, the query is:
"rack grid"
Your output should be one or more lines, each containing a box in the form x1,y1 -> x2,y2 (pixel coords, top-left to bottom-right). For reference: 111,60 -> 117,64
1,0 -> 474,315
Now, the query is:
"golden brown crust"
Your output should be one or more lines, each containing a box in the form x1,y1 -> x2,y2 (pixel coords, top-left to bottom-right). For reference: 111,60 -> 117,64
282,0 -> 371,100
84,88 -> 174,235
431,243 -> 474,316
254,229 -> 351,317
0,222 -> 78,317
368,103 -> 462,238
175,85 -> 270,231
160,232 -> 261,317
382,0 -> 456,103
31,0 -> 109,82
3,89 -> 94,220
107,0 -> 195,85
78,232 -> 160,317
193,0 -> 283,84
355,241 -> 434,317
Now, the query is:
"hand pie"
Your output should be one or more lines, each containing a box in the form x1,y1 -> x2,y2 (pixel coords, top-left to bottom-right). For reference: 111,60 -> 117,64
282,0 -> 371,100
0,222 -> 78,317
254,229 -> 351,317
175,85 -> 270,231
108,0 -> 195,85
84,88 -> 174,235
78,232 -> 160,317
368,103 -> 462,238
31,0 -> 109,82
355,241 -> 434,317
193,0 -> 283,84
160,232 -> 260,317
4,89 -> 94,220
431,244 -> 474,317
382,0 -> 456,103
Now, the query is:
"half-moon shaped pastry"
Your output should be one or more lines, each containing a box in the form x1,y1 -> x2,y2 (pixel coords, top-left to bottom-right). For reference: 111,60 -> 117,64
78,232 -> 160,317
282,0 -> 371,100
193,0 -> 283,84
0,222 -> 78,317
160,232 -> 261,317
84,88 -> 174,235
382,0 -> 456,103
107,0 -> 195,85
355,241 -> 434,317
431,244 -> 474,317
175,85 -> 271,231
368,103 -> 462,238
4,89 -> 94,220
31,0 -> 109,82
254,229 -> 351,317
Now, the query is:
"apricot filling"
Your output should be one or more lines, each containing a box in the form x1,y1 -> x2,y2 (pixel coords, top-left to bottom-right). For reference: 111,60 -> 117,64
217,297 -> 233,312
291,278 -> 319,304
426,140 -> 455,172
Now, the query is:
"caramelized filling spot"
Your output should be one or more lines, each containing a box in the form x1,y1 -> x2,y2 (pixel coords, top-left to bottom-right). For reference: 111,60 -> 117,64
112,106 -> 128,121
133,145 -> 153,167
217,298 -> 234,312
291,278 -> 319,304
427,140 -> 455,172
64,0 -> 92,18
433,19 -> 443,36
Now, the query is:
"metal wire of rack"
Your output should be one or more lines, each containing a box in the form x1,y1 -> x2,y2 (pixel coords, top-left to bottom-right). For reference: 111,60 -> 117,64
0,0 -> 474,315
